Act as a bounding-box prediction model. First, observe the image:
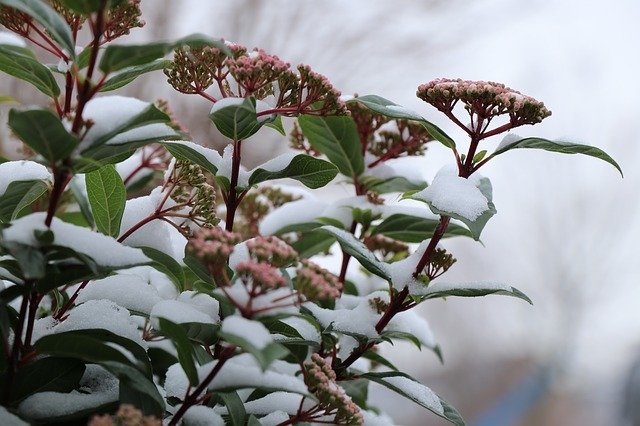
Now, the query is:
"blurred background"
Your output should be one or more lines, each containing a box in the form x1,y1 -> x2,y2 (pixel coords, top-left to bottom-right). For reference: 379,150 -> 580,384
2,0 -> 639,424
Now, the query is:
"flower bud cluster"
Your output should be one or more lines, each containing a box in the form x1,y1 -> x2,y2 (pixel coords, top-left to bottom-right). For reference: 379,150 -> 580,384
364,234 -> 408,262
235,260 -> 287,290
305,354 -> 364,425
49,0 -> 85,29
421,247 -> 456,280
289,122 -> 321,156
89,404 -> 160,426
164,46 -> 227,95
0,6 -> 31,36
295,260 -> 342,301
417,78 -> 551,127
227,48 -> 291,98
237,186 -> 301,238
103,0 -> 144,42
169,160 -> 218,228
247,235 -> 298,267
188,227 -> 241,266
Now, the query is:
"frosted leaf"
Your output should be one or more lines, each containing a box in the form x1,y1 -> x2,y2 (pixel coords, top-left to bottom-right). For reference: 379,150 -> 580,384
380,376 -> 443,415
48,299 -> 145,347
0,161 -> 51,196
177,291 -> 220,322
411,165 -> 489,221
259,199 -> 327,235
18,365 -> 118,420
209,97 -> 246,114
221,392 -> 304,415
250,152 -> 297,173
258,411 -> 290,426
2,213 -> 149,268
0,31 -> 26,47
305,295 -> 381,338
388,310 -> 437,349
106,123 -> 177,146
277,316 -> 321,343
425,280 -> 513,293
122,266 -> 178,299
221,316 -> 273,349
79,96 -> 150,149
0,406 -> 27,425
150,300 -> 216,326
181,405 -> 224,426
76,274 -> 162,315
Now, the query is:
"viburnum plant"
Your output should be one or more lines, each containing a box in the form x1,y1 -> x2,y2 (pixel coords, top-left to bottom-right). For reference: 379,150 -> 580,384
0,1 -> 622,425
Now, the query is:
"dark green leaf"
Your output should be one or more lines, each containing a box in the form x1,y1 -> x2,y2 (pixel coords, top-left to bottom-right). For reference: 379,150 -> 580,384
364,176 -> 427,194
249,154 -> 338,189
58,0 -> 126,15
298,115 -> 363,177
372,214 -> 473,242
100,33 -> 229,72
8,108 -> 78,162
158,318 -> 198,386
140,246 -> 185,291
219,391 -> 246,426
3,242 -> 45,279
492,136 -> 623,176
318,225 -> 390,281
35,333 -> 132,365
162,141 -> 219,175
0,0 -> 75,57
11,357 -> 85,403
0,180 -> 49,223
361,371 -> 465,425
264,115 -> 285,135
86,164 -> 125,237
103,361 -> 164,416
218,331 -> 289,371
291,230 -> 336,258
362,350 -> 398,371
183,253 -> 214,286
351,95 -> 456,149
209,97 -> 265,140
422,282 -> 533,304
70,178 -> 95,227
100,59 -> 170,92
0,45 -> 60,97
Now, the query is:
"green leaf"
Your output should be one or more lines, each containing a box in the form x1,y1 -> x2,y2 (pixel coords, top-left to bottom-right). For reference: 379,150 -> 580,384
361,371 -> 465,425
219,392 -> 247,426
158,318 -> 198,386
209,96 -> 269,140
70,178 -> 95,227
318,225 -> 390,281
218,331 -> 289,371
264,115 -> 285,135
363,175 -> 427,194
35,333 -> 133,365
351,95 -> 456,149
298,115 -> 363,177
85,164 -> 125,237
0,45 -> 60,97
104,361 -> 164,416
58,0 -> 126,15
100,33 -> 229,72
0,180 -> 49,223
0,0 -> 75,58
100,59 -> 170,92
362,350 -> 398,371
8,108 -> 78,162
162,141 -> 219,175
3,242 -> 45,279
140,246 -> 185,291
183,253 -> 214,286
10,357 -> 85,403
422,281 -> 533,304
492,136 -> 623,176
291,230 -> 336,258
372,214 -> 473,242
249,154 -> 338,189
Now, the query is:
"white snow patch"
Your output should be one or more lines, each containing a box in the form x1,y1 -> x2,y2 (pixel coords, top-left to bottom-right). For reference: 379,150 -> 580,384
151,299 -> 216,325
252,152 -> 296,173
76,274 -> 163,315
258,411 -> 290,426
496,132 -> 523,151
381,376 -> 443,414
259,199 -> 328,235
221,316 -> 273,349
0,31 -> 26,47
210,97 -> 246,114
0,161 -> 51,196
388,310 -> 437,349
181,405 -> 224,426
0,406 -> 28,425
177,291 -> 220,321
305,295 -> 381,338
277,316 -> 321,343
2,213 -> 149,267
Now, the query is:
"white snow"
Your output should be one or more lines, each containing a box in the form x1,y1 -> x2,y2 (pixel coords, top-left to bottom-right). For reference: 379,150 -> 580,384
228,241 -> 250,269
0,406 -> 28,426
305,295 -> 381,338
106,123 -> 177,146
380,376 -> 443,415
2,213 -> 149,267
388,310 -> 437,349
496,132 -> 523,151
276,316 -> 321,343
76,274 -> 163,315
258,411 -> 290,426
411,165 -> 489,221
231,392 -> 304,415
0,161 -> 51,197
425,280 -> 514,294
259,199 -> 328,235
122,266 -> 179,299
385,240 -> 431,294
114,147 -> 155,184
209,97 -> 246,115
251,152 -> 297,173
177,291 -> 220,321
0,31 -> 26,47
151,299 -> 216,325
221,315 -> 273,349
181,405 -> 224,426
18,365 -> 118,419
164,356 -> 308,398
216,144 -> 250,187
46,299 -> 145,347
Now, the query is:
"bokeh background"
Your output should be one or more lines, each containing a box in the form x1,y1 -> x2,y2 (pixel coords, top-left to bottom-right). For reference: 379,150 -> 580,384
2,1 -> 639,425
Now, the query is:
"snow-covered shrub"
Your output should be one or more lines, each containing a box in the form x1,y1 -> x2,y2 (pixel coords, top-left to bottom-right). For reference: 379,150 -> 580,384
0,1 -> 621,425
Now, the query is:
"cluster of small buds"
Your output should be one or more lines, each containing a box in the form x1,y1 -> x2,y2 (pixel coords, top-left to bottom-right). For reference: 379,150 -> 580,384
366,191 -> 384,206
417,78 -> 551,128
237,186 -> 301,238
295,260 -> 342,301
235,260 -> 287,291
168,160 -> 218,228
421,247 -> 456,280
88,404 -> 160,426
0,6 -> 31,36
103,0 -> 144,42
165,42 -> 348,116
368,296 -> 390,314
368,120 -> 433,159
188,227 -> 241,266
246,236 -> 298,267
227,48 -> 291,98
289,122 -> 321,156
48,0 -> 85,30
364,234 -> 408,262
305,354 -> 364,425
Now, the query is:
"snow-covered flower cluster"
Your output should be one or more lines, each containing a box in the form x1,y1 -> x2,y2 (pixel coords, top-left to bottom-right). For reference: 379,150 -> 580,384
188,227 -> 242,266
295,259 -> 342,301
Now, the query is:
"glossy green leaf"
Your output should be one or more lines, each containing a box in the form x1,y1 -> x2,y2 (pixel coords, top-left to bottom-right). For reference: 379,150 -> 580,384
319,225 -> 390,281
70,178 -> 95,227
100,33 -> 229,72
58,0 -> 126,14
0,45 -> 60,97
249,154 -> 338,189
86,164 -> 125,237
140,246 -> 185,291
372,214 -> 472,242
0,180 -> 49,223
10,357 -> 85,403
217,331 -> 289,371
103,361 -> 164,416
0,0 -> 75,57
100,59 -> 170,91
209,97 -> 269,140
361,371 -> 465,426
351,95 -> 456,149
421,281 -> 532,304
291,230 -> 336,258
162,141 -> 219,175
183,253 -> 214,286
35,333 -> 133,365
8,108 -> 78,162
492,136 -> 622,176
363,176 -> 427,194
158,318 -> 198,386
298,115 -> 363,177
3,242 -> 45,279
220,392 -> 247,426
